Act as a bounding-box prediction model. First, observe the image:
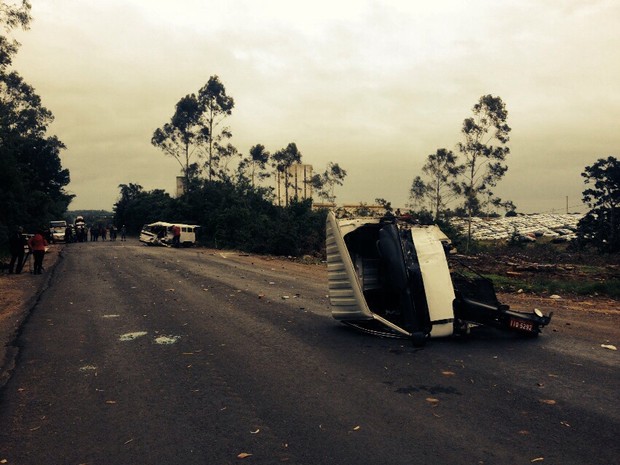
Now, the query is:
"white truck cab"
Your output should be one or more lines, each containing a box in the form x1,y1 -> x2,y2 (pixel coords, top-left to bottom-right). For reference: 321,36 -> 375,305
326,212 -> 552,345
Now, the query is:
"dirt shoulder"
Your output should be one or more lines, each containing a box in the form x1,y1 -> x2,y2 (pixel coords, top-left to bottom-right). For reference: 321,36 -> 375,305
448,250 -> 619,344
0,244 -> 63,388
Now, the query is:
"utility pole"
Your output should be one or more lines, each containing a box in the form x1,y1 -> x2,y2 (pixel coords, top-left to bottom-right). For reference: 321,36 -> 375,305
566,196 -> 569,214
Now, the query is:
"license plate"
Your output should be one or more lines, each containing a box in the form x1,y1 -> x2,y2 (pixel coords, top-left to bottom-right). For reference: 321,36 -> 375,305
509,318 -> 535,333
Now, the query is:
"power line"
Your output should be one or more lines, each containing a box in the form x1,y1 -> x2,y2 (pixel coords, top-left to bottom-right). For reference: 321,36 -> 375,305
534,202 -> 587,215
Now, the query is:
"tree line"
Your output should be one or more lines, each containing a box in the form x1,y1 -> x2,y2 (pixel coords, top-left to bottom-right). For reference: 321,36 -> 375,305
0,1 -> 73,252
403,95 -> 618,254
575,156 -> 619,253
113,181 -> 328,257
406,94 -> 515,251
150,75 -> 347,207
116,75 -> 344,256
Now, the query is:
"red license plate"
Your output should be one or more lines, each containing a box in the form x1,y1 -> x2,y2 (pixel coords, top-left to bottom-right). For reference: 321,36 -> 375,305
509,318 -> 535,333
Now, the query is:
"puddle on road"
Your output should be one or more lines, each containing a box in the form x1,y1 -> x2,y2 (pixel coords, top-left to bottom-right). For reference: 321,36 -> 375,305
154,335 -> 181,345
119,331 -> 148,341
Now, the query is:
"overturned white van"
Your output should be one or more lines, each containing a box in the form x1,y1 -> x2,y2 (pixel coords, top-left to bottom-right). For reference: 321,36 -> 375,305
139,222 -> 200,247
326,212 -> 552,345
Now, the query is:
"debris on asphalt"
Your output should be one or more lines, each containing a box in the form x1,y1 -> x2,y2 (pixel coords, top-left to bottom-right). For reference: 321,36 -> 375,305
539,399 -> 557,405
154,335 -> 180,345
119,331 -> 148,341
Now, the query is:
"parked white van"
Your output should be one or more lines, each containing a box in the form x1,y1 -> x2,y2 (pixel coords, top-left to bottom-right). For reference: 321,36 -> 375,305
139,222 -> 199,247
49,220 -> 67,242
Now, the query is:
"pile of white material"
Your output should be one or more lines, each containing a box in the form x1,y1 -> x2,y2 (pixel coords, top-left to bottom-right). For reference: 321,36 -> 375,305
451,213 -> 583,241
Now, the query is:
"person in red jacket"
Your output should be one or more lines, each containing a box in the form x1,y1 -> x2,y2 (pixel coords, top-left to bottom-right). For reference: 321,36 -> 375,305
28,229 -> 48,275
171,225 -> 181,248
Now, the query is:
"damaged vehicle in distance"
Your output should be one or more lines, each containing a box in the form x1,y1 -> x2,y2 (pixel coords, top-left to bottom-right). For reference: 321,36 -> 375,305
326,212 -> 552,346
139,222 -> 200,247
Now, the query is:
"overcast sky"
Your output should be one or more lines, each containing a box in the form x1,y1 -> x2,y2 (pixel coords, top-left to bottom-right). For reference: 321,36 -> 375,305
11,0 -> 620,214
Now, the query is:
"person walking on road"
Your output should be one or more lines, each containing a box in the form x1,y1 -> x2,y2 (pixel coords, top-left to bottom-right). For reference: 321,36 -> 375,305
8,226 -> 26,274
65,225 -> 73,243
120,225 -> 127,241
28,229 -> 48,275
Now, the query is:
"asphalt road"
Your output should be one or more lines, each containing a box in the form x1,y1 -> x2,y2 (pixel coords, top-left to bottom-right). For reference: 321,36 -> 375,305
0,240 -> 618,465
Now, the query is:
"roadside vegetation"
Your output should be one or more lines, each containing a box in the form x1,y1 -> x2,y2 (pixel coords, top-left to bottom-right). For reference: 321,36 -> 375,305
487,272 -> 620,299
452,240 -> 620,299
0,2 -> 72,250
113,180 -> 328,258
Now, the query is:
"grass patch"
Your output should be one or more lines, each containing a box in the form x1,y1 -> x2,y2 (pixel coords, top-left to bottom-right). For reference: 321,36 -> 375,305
485,273 -> 620,299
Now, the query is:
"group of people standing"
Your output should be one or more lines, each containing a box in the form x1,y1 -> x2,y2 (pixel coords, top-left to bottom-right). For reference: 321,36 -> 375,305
8,227 -> 48,275
86,224 -> 114,242
65,224 -> 127,243
7,223 -> 129,276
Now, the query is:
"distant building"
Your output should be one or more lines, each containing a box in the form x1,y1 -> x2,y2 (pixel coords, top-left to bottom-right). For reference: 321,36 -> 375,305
275,163 -> 313,206
176,176 -> 185,197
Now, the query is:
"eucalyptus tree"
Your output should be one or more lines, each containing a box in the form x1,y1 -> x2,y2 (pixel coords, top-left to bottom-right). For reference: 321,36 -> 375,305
457,94 -> 511,251
422,148 -> 462,220
311,162 -> 347,204
151,93 -> 206,190
408,175 -> 428,211
213,141 -> 240,182
0,1 -> 30,34
151,75 -> 235,187
272,142 -> 302,206
197,75 -> 234,180
238,143 -> 270,187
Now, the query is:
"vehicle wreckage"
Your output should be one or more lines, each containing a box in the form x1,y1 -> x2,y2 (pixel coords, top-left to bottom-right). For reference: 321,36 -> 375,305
139,222 -> 200,247
326,212 -> 552,345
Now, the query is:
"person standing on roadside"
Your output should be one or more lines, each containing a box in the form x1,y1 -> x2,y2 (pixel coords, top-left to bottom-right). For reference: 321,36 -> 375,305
28,229 -> 48,275
65,225 -> 73,243
120,225 -> 127,241
172,224 -> 181,248
8,226 -> 26,274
